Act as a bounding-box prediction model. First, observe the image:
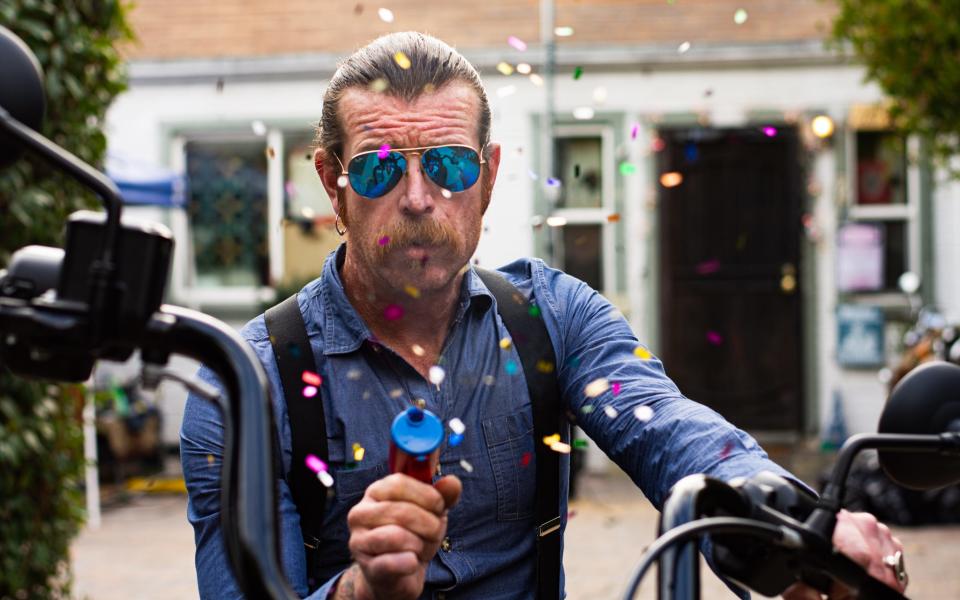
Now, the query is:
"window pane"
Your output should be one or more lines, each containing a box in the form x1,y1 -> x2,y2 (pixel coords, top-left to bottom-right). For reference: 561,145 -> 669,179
882,220 -> 907,291
555,136 -> 603,208
856,131 -> 907,205
562,224 -> 603,290
285,133 -> 334,220
186,140 -> 269,287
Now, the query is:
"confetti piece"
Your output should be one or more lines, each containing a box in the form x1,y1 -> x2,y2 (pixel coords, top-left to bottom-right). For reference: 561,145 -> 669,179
584,378 -> 610,398
567,355 -> 581,368
378,235 -> 390,246
504,359 -> 519,375
337,175 -> 349,188
619,162 -> 637,176
389,388 -> 404,399
573,438 -> 589,449
499,337 -> 513,350
317,471 -> 334,487
607,213 -> 621,223
529,73 -> 544,86
555,26 -> 574,37
305,454 -> 327,474
347,368 -> 362,380
411,344 -> 425,357
441,188 -> 452,199
369,77 -> 389,93
448,432 -> 464,447
581,404 -> 595,414
604,405 -> 619,418
302,385 -> 318,398
695,258 -> 721,275
251,120 -> 267,136
634,346 -> 652,360
428,365 -> 446,385
496,61 -> 514,76
377,7 -> 394,22
634,405 -> 654,422
404,284 -> 420,298
678,41 -> 691,54
572,66 -> 583,80
449,418 -> 466,435
567,509 -> 578,519
352,443 -> 365,462
516,62 -> 532,74
528,304 -> 541,317
762,126 -> 777,137
630,123 -> 640,140
378,144 -> 391,159
650,137 -> 667,152
733,8 -> 748,25
660,172 -> 683,188
543,433 -> 561,446
384,304 -> 404,320
550,441 -> 572,454
497,85 -> 517,98
206,454 -> 215,465
611,382 -> 622,396
460,458 -> 474,473
483,374 -> 496,386
520,451 -> 532,467
393,51 -> 411,69
719,440 -> 734,459
536,360 -> 555,373
545,177 -> 561,187
507,35 -> 527,51
706,331 -> 724,345
302,370 -> 322,386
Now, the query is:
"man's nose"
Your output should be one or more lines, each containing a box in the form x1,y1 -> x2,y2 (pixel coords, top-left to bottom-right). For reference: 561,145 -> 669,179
398,155 -> 436,215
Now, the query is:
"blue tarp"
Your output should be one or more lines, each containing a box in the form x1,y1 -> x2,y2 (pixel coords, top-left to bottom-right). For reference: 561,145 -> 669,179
106,155 -> 185,208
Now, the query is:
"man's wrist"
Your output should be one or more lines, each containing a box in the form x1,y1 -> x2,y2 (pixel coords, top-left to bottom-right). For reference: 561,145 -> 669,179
330,563 -> 373,600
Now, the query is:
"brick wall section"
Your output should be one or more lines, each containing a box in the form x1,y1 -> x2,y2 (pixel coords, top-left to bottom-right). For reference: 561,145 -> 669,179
123,0 -> 837,60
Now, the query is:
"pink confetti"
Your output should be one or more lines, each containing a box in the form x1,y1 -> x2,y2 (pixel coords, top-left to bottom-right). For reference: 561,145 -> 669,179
520,451 -> 532,467
719,441 -> 734,459
378,144 -> 391,159
706,331 -> 723,346
302,385 -> 318,398
762,126 -> 777,138
301,370 -> 322,386
650,137 -> 666,152
378,235 -> 390,246
695,258 -> 721,275
305,453 -> 327,474
630,123 -> 639,140
611,382 -> 622,396
384,304 -> 404,321
507,35 -> 527,51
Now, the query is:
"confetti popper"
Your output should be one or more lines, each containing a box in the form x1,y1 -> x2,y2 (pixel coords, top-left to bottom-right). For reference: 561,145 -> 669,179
389,406 -> 444,484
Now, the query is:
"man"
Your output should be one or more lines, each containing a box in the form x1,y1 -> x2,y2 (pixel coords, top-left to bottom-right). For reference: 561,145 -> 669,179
181,32 -> 906,599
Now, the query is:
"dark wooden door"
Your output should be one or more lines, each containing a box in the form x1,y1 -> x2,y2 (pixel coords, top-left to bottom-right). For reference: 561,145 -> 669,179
658,127 -> 803,432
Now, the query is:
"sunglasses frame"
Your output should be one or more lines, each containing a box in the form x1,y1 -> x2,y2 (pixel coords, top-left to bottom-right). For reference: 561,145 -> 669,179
334,143 -> 486,198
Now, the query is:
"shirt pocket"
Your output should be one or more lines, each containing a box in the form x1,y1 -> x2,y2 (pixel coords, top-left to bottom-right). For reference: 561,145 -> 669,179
315,461 -> 387,571
482,409 -> 536,521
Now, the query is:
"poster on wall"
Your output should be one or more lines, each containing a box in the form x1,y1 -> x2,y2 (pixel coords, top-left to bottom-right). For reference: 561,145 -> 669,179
837,304 -> 885,367
837,222 -> 885,292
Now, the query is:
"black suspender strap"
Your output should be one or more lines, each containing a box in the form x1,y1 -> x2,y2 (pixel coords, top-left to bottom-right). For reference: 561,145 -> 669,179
476,268 -> 566,600
264,293 -> 328,589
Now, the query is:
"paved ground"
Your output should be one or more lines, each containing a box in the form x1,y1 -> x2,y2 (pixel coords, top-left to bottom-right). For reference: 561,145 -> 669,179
72,471 -> 960,599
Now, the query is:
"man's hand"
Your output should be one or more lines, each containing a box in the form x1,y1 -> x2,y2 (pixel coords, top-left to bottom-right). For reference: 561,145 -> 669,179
782,509 -> 907,599
335,473 -> 462,600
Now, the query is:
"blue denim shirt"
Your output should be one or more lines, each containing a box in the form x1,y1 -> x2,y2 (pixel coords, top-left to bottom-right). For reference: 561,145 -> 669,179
181,244 -> 796,599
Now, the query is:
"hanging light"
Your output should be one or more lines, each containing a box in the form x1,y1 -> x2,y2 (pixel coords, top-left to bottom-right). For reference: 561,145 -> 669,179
811,115 -> 835,139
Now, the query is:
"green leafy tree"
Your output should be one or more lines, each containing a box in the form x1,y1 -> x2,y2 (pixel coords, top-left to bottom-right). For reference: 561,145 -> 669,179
0,1 -> 132,597
832,0 -> 960,175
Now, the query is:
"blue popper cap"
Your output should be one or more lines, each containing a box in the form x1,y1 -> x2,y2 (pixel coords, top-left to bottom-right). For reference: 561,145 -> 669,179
391,406 -> 444,457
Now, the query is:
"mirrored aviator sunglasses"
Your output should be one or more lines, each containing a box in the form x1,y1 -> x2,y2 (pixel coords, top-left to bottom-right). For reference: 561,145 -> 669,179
341,144 -> 484,199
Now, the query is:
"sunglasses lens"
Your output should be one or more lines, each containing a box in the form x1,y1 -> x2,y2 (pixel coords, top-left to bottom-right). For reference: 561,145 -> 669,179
421,146 -> 481,193
348,152 -> 406,198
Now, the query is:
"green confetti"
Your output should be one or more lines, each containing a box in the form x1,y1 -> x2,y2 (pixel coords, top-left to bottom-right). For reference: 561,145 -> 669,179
619,162 -> 637,176
573,439 -> 589,448
528,304 -> 541,317
573,66 -> 583,80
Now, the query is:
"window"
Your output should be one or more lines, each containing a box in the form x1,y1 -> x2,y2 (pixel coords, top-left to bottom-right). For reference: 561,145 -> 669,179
285,133 -> 334,221
548,126 -> 617,293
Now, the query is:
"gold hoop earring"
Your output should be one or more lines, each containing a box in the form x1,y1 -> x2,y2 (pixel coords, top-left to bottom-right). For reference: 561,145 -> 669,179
335,213 -> 346,236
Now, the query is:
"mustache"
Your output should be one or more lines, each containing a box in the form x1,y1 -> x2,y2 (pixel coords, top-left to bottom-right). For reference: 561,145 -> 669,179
377,218 -> 460,253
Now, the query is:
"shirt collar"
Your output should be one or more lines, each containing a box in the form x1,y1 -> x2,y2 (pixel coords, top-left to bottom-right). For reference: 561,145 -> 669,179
313,243 -> 495,356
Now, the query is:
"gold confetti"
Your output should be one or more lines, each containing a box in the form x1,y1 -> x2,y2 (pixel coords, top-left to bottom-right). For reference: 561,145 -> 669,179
543,433 -> 561,446
633,346 -> 652,360
550,441 -> 572,454
206,454 -> 215,465
404,284 -> 421,298
369,77 -> 389,93
584,378 -> 610,398
394,51 -> 411,69
496,61 -> 514,76
660,172 -> 683,188
536,360 -> 555,373
499,337 -> 513,349
352,443 -> 365,462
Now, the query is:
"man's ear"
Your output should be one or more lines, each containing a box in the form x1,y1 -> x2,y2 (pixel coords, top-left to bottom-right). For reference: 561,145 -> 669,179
314,147 -> 342,215
481,142 -> 502,214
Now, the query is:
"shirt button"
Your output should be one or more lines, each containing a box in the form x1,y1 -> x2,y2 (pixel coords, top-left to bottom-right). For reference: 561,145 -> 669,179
441,537 -> 452,552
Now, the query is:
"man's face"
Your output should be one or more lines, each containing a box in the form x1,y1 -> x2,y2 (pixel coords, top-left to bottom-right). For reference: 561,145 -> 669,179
319,82 -> 500,295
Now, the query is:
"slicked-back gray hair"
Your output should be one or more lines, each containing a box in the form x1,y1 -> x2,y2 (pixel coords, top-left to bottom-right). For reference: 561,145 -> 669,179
315,32 -> 491,165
